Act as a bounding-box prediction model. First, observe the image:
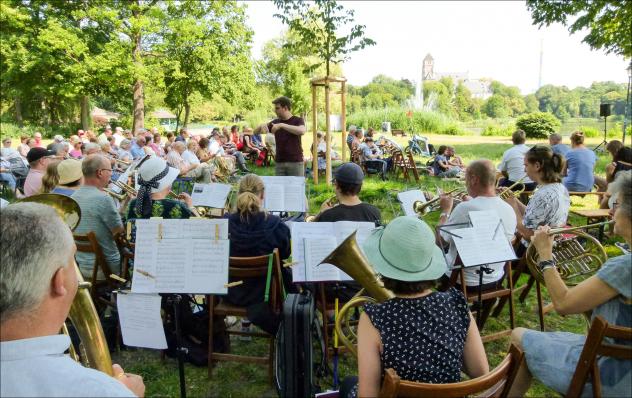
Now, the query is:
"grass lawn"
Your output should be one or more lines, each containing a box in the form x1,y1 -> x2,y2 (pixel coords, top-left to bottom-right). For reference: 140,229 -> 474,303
108,134 -> 624,398
6,133 -> 623,397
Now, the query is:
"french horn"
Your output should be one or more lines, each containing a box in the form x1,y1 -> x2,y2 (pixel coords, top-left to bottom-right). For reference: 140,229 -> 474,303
17,194 -> 114,375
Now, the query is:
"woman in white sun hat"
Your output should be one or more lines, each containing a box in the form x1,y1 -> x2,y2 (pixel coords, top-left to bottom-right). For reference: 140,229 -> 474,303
341,216 -> 489,397
125,156 -> 194,220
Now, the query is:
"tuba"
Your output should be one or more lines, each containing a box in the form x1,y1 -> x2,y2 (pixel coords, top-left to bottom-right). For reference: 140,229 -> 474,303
17,194 -> 113,375
525,221 -> 611,286
318,231 -> 394,355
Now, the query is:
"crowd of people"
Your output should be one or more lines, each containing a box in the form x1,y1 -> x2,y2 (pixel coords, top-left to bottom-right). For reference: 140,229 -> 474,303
1,92 -> 631,398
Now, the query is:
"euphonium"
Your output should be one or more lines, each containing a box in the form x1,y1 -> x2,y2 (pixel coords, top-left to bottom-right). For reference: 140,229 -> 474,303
17,194 -> 113,375
525,221 -> 611,286
318,231 -> 394,355
499,177 -> 526,200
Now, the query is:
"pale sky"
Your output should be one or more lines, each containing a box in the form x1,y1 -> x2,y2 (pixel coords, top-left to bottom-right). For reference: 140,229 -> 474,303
244,0 -> 629,95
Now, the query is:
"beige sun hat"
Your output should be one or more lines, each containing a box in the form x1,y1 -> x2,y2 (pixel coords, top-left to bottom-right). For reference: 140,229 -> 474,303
57,159 -> 83,185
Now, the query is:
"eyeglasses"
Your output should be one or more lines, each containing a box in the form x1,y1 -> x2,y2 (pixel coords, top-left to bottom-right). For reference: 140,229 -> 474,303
97,168 -> 113,173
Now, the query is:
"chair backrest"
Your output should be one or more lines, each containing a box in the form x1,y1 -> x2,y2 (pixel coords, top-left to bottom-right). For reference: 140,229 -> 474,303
567,315 -> 632,397
229,248 -> 283,311
73,231 -> 115,288
380,344 -> 524,398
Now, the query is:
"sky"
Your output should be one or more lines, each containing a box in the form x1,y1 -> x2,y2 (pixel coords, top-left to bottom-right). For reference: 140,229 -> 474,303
244,1 -> 629,95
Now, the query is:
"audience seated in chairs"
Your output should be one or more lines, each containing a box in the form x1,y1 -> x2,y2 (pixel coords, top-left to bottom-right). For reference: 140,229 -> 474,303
359,136 -> 388,180
308,132 -> 341,174
497,129 -> 536,191
241,127 -> 264,165
432,145 -> 461,178
52,159 -> 84,196
224,174 -> 293,331
549,133 -> 570,157
39,159 -> 62,194
599,145 -> 631,207
562,131 -> 597,193
72,154 -> 126,280
0,154 -> 17,193
166,141 -> 212,183
23,147 -> 56,197
339,217 -> 489,398
0,203 -> 144,397
509,171 -> 632,397
437,160 -> 517,292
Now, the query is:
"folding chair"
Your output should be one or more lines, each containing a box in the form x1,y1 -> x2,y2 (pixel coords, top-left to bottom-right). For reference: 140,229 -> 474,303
380,344 -> 524,397
207,249 -> 283,383
566,316 -> 632,397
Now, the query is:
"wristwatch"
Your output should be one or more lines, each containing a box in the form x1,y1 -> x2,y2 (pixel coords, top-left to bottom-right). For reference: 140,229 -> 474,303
537,259 -> 556,273
440,212 -> 450,219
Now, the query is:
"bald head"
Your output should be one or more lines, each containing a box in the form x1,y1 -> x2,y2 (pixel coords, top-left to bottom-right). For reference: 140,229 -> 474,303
82,154 -> 109,178
466,159 -> 496,188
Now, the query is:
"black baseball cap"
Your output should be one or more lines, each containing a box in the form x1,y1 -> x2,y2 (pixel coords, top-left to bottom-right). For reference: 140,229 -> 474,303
26,147 -> 55,163
333,162 -> 364,185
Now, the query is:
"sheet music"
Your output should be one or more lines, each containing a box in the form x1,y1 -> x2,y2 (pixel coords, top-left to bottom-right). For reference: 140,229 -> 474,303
191,183 -> 231,208
451,223 -> 517,267
261,176 -> 306,212
398,190 -> 426,216
117,293 -> 167,349
468,210 -> 501,235
291,221 -> 376,282
131,219 -> 229,294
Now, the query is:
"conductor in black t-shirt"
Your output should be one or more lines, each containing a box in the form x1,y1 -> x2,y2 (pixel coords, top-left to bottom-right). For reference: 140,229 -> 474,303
314,162 -> 381,223
256,96 -> 306,176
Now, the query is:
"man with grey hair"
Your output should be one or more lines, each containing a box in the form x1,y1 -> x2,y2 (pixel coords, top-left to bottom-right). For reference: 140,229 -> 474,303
166,141 -> 212,183
0,203 -> 144,396
498,129 -> 537,192
71,154 -> 125,279
549,133 -> 570,157
437,159 -> 517,289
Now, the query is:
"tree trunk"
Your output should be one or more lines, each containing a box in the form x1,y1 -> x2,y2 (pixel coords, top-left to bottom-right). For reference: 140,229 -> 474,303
183,101 -> 191,127
14,97 -> 23,127
131,2 -> 144,133
80,95 -> 91,130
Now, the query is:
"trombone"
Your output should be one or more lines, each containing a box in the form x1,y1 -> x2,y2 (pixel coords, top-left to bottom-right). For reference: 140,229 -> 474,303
499,177 -> 526,200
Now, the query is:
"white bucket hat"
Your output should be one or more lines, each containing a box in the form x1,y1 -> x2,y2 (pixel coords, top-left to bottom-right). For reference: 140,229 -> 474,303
137,156 -> 179,194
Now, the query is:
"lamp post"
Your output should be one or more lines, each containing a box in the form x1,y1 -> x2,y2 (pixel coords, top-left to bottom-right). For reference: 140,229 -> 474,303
624,60 -> 632,146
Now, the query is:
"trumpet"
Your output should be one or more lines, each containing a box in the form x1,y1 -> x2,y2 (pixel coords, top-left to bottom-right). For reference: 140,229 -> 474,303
499,177 -> 526,200
110,179 -> 136,197
113,158 -> 131,166
103,188 -> 126,201
413,188 -> 466,216
305,195 -> 338,222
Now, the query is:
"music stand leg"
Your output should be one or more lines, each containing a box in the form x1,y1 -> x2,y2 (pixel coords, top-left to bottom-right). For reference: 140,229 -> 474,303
168,294 -> 187,398
476,266 -> 484,329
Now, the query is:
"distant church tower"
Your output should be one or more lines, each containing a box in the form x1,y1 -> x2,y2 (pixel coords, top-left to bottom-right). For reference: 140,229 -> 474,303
423,53 -> 434,81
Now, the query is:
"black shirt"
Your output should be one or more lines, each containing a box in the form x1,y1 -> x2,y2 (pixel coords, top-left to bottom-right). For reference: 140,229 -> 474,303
315,202 -> 381,224
268,115 -> 305,162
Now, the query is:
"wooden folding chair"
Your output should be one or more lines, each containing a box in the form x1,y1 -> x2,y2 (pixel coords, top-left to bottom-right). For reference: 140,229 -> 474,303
450,261 -> 515,342
390,150 -> 409,180
379,344 -> 524,397
315,283 -> 358,361
73,231 -> 119,309
566,316 -> 632,397
404,150 -> 422,182
207,249 -> 283,383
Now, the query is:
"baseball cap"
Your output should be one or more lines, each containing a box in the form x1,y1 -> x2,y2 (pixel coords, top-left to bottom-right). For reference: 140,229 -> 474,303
57,159 -> 83,185
333,162 -> 364,185
26,147 -> 55,163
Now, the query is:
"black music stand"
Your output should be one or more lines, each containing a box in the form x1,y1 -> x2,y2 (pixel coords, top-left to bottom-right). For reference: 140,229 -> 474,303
165,294 -> 188,398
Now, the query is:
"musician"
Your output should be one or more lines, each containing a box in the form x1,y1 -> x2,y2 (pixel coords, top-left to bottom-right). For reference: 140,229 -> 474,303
0,203 -> 144,397
313,162 -> 381,223
502,145 -> 570,248
125,156 -> 193,220
72,154 -> 125,279
497,129 -> 536,191
225,174 -> 292,333
562,131 -> 597,192
340,217 -> 488,397
437,159 -> 517,289
509,171 -> 632,397
52,159 -> 84,196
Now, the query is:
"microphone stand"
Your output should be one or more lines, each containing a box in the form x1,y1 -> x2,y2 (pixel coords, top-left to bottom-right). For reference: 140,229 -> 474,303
166,294 -> 187,398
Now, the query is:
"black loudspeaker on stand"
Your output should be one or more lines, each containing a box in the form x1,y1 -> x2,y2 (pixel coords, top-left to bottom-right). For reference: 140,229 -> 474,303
594,104 -> 611,152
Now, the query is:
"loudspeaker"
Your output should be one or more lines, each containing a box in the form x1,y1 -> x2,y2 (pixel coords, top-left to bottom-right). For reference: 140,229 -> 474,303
600,104 -> 611,117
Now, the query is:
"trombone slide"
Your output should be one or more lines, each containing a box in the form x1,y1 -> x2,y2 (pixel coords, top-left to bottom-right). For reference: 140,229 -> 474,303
547,221 -> 613,235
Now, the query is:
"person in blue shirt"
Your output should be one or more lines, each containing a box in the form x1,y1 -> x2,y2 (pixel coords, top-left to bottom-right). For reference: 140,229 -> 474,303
562,131 -> 597,192
130,136 -> 146,160
549,133 -> 570,157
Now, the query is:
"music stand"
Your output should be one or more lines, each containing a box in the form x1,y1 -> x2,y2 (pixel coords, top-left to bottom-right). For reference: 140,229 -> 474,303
437,221 -> 517,328
165,294 -> 188,398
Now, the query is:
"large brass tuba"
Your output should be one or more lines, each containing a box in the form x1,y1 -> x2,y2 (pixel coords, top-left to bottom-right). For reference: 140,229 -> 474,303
17,194 -> 114,376
525,222 -> 610,286
318,231 -> 394,355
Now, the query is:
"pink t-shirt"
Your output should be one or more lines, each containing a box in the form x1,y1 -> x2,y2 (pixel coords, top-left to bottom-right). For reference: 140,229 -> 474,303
24,169 -> 44,196
69,149 -> 82,159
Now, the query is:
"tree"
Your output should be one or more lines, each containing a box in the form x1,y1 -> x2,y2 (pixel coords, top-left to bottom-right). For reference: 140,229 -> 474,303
160,0 -> 255,128
526,0 -> 632,57
273,0 -> 375,78
516,112 -> 561,139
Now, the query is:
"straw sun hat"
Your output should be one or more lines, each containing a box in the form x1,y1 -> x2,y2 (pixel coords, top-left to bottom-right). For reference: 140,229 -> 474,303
362,216 -> 447,282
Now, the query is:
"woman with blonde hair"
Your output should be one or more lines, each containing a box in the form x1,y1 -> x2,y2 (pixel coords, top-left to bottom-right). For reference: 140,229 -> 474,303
563,130 -> 597,192
225,174 -> 292,333
39,159 -> 61,194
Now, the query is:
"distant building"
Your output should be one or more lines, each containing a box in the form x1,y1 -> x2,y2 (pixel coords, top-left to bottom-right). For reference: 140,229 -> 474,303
422,53 -> 492,100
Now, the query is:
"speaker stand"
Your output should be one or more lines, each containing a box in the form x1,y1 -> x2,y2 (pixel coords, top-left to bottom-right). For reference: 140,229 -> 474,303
594,116 -> 608,152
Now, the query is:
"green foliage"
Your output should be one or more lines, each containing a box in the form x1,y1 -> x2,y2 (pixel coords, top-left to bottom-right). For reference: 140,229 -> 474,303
273,0 -> 375,77
481,124 -> 515,137
526,0 -> 632,57
515,112 -> 561,139
347,107 -> 464,135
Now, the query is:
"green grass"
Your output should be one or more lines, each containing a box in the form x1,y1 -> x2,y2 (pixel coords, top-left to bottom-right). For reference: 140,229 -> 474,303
3,135 -> 621,397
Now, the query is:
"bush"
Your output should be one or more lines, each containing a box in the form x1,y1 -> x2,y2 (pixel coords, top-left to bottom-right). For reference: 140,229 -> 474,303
515,112 -> 560,139
578,126 -> 601,138
441,123 -> 469,136
347,107 -> 456,135
481,124 -> 515,136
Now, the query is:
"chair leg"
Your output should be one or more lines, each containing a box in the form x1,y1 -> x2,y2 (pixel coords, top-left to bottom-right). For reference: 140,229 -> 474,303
268,336 -> 275,385
492,264 -> 523,317
319,285 -> 330,362
536,281 -> 545,332
207,295 -> 215,378
519,275 -> 536,303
